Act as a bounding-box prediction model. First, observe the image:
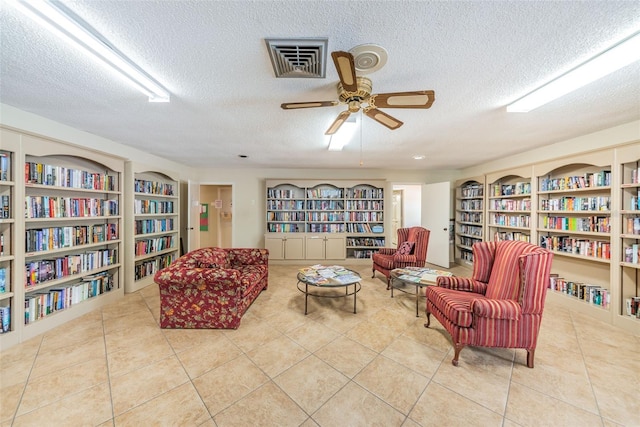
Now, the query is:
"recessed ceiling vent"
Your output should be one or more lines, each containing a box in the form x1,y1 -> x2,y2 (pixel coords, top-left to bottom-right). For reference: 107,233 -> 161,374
265,38 -> 328,78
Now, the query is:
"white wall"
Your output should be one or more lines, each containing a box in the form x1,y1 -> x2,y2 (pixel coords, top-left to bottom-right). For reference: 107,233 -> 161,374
393,184 -> 422,227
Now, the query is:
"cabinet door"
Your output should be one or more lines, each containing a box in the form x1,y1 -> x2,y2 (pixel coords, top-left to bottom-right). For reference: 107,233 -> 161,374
305,236 -> 324,259
325,236 -> 346,260
285,236 -> 305,259
264,236 -> 284,260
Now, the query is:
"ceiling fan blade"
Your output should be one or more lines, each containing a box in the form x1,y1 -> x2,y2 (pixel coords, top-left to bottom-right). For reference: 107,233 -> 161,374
325,110 -> 351,135
331,51 -> 358,93
370,90 -> 435,109
281,101 -> 339,110
364,108 -> 404,130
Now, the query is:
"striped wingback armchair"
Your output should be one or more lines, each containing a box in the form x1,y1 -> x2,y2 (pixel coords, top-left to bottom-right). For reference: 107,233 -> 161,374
424,240 -> 553,368
372,227 -> 430,289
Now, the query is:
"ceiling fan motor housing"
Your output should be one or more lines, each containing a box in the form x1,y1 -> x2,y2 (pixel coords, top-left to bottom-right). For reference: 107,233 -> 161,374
337,76 -> 372,108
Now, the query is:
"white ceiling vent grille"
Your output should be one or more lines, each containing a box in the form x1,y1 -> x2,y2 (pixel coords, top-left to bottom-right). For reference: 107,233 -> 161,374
265,38 -> 328,78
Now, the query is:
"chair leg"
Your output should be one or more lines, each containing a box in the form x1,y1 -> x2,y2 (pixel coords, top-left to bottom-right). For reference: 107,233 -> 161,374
452,343 -> 465,366
371,268 -> 376,279
386,277 -> 390,290
424,312 -> 431,328
526,349 -> 535,368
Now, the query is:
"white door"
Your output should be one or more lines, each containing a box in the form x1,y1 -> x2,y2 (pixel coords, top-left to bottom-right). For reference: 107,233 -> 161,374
187,179 -> 201,252
422,182 -> 451,268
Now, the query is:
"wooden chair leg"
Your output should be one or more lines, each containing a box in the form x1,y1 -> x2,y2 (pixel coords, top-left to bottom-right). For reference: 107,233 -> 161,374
371,268 -> 376,279
526,349 -> 535,368
452,343 -> 465,366
424,312 -> 431,328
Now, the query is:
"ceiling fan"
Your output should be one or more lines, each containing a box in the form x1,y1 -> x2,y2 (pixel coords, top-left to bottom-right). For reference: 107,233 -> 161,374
281,51 -> 435,135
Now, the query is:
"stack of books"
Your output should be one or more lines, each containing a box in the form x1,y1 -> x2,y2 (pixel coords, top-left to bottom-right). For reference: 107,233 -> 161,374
394,267 -> 453,284
299,265 -> 360,285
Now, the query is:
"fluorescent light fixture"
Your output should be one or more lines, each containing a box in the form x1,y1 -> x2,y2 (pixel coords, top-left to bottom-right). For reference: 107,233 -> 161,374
328,118 -> 358,151
507,31 -> 640,112
412,154 -> 426,160
11,0 -> 170,102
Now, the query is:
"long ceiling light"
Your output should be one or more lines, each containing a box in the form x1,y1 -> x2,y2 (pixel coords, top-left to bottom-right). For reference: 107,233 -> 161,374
11,0 -> 170,102
328,117 -> 358,151
507,31 -> 640,112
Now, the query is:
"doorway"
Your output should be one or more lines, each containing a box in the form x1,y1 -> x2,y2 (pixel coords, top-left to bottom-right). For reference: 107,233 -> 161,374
391,189 -> 404,246
198,184 -> 233,248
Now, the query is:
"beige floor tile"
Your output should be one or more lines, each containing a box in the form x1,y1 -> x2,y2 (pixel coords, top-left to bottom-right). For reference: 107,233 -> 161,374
213,382 -> 308,427
313,381 -> 405,426
39,311 -> 104,352
354,355 -> 429,415
589,381 -> 638,425
30,335 -> 106,378
18,357 -> 108,415
0,336 -> 41,365
176,334 -> 242,379
103,309 -> 158,334
314,335 -> 378,378
409,382 -> 503,427
110,355 -> 189,416
505,382 -> 603,427
246,334 -> 310,377
12,383 -> 112,427
306,304 -> 365,334
0,352 -> 35,389
401,320 -> 453,353
114,382 -> 210,426
162,327 -> 227,353
285,320 -> 340,352
260,304 -> 310,333
223,317 -> 283,353
106,332 -> 174,377
193,354 -> 269,416
345,320 -> 399,352
382,335 -> 446,378
104,322 -> 164,354
299,417 -> 320,427
274,354 -> 349,414
0,381 -> 25,423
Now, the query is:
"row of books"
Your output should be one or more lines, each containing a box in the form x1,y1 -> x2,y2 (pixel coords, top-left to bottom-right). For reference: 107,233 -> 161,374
133,199 -> 174,214
25,249 -> 117,287
134,179 -> 175,196
345,223 -> 382,233
625,297 -> 640,318
461,184 -> 483,198
630,195 -> 640,211
623,244 -> 640,264
25,196 -> 119,218
494,231 -> 531,242
346,188 -> 384,199
490,182 -> 531,197
267,223 -> 301,232
267,212 -> 305,222
625,217 -> 640,235
1,195 -> 9,219
461,200 -> 482,210
267,200 -> 304,210
540,196 -> 610,212
307,212 -> 344,222
0,267 -> 6,293
267,189 -> 302,199
308,224 -> 345,233
0,306 -> 9,333
24,272 -> 114,324
135,218 -> 175,235
0,233 -> 5,257
346,237 -> 385,247
348,249 -> 377,259
134,253 -> 176,280
346,200 -> 383,210
0,151 -> 10,181
490,214 -> 530,228
307,201 -> 345,210
346,212 -> 383,221
268,188 -> 384,200
25,224 -> 118,252
25,162 -> 116,191
541,215 -> 610,233
539,236 -> 611,259
306,189 -> 343,199
629,168 -> 639,184
459,236 -> 481,247
134,236 -> 175,256
540,170 -> 611,191
298,265 -> 360,285
459,212 -> 482,223
489,198 -> 531,211
549,276 -> 610,307
458,224 -> 483,236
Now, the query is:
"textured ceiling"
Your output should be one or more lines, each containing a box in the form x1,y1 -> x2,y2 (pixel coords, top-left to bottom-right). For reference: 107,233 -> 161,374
1,1 -> 639,170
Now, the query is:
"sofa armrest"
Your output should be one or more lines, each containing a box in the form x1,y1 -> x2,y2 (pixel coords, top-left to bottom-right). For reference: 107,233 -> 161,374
227,248 -> 269,267
377,248 -> 397,256
436,276 -> 487,294
155,267 -> 242,294
471,298 -> 521,320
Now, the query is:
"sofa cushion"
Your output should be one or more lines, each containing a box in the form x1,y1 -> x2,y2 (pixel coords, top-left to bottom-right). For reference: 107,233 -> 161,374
236,265 -> 268,297
425,286 -> 476,328
197,247 -> 230,269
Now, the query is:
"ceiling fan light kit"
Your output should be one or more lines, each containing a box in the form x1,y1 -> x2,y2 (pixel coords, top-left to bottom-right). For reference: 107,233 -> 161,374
281,49 -> 436,135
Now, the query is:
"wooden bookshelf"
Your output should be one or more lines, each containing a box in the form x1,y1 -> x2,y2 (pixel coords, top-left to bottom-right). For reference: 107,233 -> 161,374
124,163 -> 180,293
454,177 -> 485,267
486,168 -> 533,245
265,180 -> 387,261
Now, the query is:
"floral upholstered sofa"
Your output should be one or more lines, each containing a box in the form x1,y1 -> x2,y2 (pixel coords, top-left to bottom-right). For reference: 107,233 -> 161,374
154,247 -> 269,329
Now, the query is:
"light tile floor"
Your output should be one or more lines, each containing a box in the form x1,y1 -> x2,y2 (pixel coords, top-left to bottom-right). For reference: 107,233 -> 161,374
1,263 -> 639,426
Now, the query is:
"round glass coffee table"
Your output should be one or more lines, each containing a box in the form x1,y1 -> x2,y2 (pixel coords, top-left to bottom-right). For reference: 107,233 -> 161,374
389,267 -> 453,317
297,265 -> 362,315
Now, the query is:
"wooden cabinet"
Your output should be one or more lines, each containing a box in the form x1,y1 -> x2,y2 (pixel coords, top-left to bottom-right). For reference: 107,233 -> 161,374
264,234 -> 305,260
454,177 -> 485,267
265,180 -> 387,261
124,163 -> 180,293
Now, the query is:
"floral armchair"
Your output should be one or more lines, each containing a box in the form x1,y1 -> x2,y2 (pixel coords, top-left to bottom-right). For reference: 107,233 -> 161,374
424,240 -> 553,368
372,226 -> 430,289
154,247 -> 268,329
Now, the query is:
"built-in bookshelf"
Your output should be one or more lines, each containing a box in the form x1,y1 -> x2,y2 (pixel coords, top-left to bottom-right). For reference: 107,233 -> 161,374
125,163 -> 180,293
486,169 -> 533,244
0,131 -> 19,346
535,153 -> 613,323
265,180 -> 387,261
17,132 -> 124,343
454,177 -> 485,266
618,146 -> 639,328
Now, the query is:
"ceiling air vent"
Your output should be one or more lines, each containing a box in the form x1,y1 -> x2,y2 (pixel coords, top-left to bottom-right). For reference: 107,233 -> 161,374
265,38 -> 328,78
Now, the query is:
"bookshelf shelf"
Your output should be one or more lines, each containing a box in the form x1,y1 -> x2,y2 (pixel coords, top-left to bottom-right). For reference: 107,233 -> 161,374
486,170 -> 533,245
125,163 -> 180,293
0,133 -> 16,343
265,180 -> 386,261
455,177 -> 485,265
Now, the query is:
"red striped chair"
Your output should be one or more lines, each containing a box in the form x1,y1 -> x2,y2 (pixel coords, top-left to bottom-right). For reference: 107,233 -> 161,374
424,240 -> 553,368
372,227 -> 430,289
